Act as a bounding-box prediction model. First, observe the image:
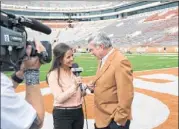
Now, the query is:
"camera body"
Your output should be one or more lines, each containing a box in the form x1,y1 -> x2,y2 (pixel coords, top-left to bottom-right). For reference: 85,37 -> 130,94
0,11 -> 52,71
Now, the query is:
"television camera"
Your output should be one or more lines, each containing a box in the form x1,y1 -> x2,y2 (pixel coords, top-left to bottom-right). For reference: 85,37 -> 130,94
0,11 -> 52,71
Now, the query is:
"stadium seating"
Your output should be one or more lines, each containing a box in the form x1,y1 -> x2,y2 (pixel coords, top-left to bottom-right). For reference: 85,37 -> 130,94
25,6 -> 178,52
1,1 -> 129,11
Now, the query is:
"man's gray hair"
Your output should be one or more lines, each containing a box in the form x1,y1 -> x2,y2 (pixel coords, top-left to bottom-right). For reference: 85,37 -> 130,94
88,32 -> 112,48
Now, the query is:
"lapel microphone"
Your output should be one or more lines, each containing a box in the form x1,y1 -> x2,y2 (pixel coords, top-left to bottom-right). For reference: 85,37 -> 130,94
71,63 -> 93,93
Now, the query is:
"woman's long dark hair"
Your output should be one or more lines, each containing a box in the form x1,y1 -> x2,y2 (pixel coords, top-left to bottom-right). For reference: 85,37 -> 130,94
46,43 -> 72,89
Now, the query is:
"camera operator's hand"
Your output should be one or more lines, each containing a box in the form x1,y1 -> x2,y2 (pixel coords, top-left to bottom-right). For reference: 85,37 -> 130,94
12,63 -> 25,88
12,40 -> 46,88
23,39 -> 45,128
23,39 -> 45,69
33,38 -> 46,53
15,63 -> 25,79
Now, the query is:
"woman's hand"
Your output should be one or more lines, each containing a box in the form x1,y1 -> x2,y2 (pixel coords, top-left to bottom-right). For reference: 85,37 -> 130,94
75,76 -> 82,86
72,76 -> 82,90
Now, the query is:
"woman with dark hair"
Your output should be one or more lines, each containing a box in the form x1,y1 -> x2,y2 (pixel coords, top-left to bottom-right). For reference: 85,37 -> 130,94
47,43 -> 84,129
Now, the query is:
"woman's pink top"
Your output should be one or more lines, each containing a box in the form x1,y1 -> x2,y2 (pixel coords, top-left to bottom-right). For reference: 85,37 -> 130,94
47,69 -> 82,107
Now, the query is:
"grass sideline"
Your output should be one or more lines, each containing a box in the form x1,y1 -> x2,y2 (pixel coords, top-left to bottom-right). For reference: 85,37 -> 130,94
5,53 -> 178,81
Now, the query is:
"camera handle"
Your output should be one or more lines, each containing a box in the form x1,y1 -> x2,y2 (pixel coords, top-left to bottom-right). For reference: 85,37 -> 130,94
7,46 -> 19,71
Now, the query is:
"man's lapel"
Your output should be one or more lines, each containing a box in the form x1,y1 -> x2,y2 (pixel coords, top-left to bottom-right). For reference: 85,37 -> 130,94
93,49 -> 118,84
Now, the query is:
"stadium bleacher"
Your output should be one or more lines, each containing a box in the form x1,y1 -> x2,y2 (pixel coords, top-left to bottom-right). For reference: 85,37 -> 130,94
1,1 -> 178,53
1,1 -> 129,11
25,6 -> 178,51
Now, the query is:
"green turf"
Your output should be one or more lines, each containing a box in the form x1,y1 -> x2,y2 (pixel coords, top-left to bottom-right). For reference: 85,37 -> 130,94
5,53 -> 178,81
126,54 -> 178,71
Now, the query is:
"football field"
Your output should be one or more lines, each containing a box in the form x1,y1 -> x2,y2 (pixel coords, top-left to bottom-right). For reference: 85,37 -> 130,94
15,52 -> 178,129
37,53 -> 178,81
6,53 -> 178,80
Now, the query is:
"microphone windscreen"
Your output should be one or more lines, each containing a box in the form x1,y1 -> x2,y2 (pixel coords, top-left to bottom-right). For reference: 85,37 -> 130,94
72,63 -> 79,68
21,18 -> 51,35
30,19 -> 52,35
71,67 -> 83,72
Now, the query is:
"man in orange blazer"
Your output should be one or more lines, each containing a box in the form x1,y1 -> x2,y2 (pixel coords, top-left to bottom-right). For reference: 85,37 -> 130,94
87,32 -> 134,129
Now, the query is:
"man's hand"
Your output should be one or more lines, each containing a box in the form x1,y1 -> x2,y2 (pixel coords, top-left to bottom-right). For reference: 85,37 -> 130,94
86,81 -> 95,92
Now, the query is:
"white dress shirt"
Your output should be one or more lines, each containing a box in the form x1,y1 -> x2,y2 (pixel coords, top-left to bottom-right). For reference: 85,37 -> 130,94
100,48 -> 114,69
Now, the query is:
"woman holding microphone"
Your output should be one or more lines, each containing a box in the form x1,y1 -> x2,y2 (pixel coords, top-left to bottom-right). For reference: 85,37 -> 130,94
47,43 -> 85,129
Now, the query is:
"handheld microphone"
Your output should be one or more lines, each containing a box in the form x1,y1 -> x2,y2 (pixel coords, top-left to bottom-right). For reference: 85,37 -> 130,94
71,63 -> 83,77
71,63 -> 90,129
71,63 -> 93,93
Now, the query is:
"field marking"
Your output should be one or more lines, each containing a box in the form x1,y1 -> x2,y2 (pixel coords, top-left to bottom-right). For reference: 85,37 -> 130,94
158,57 -> 178,59
139,74 -> 178,81
134,67 -> 178,73
17,67 -> 178,87
32,67 -> 178,74
89,67 -> 97,68
40,92 -> 170,129
82,67 -> 178,78
37,67 -> 178,74
86,70 -> 94,72
130,92 -> 170,129
126,54 -> 178,57
134,74 -> 178,96
15,67 -> 178,129
16,87 -> 171,129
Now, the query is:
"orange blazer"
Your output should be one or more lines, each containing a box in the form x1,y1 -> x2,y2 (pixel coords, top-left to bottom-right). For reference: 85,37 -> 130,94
92,48 -> 134,128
